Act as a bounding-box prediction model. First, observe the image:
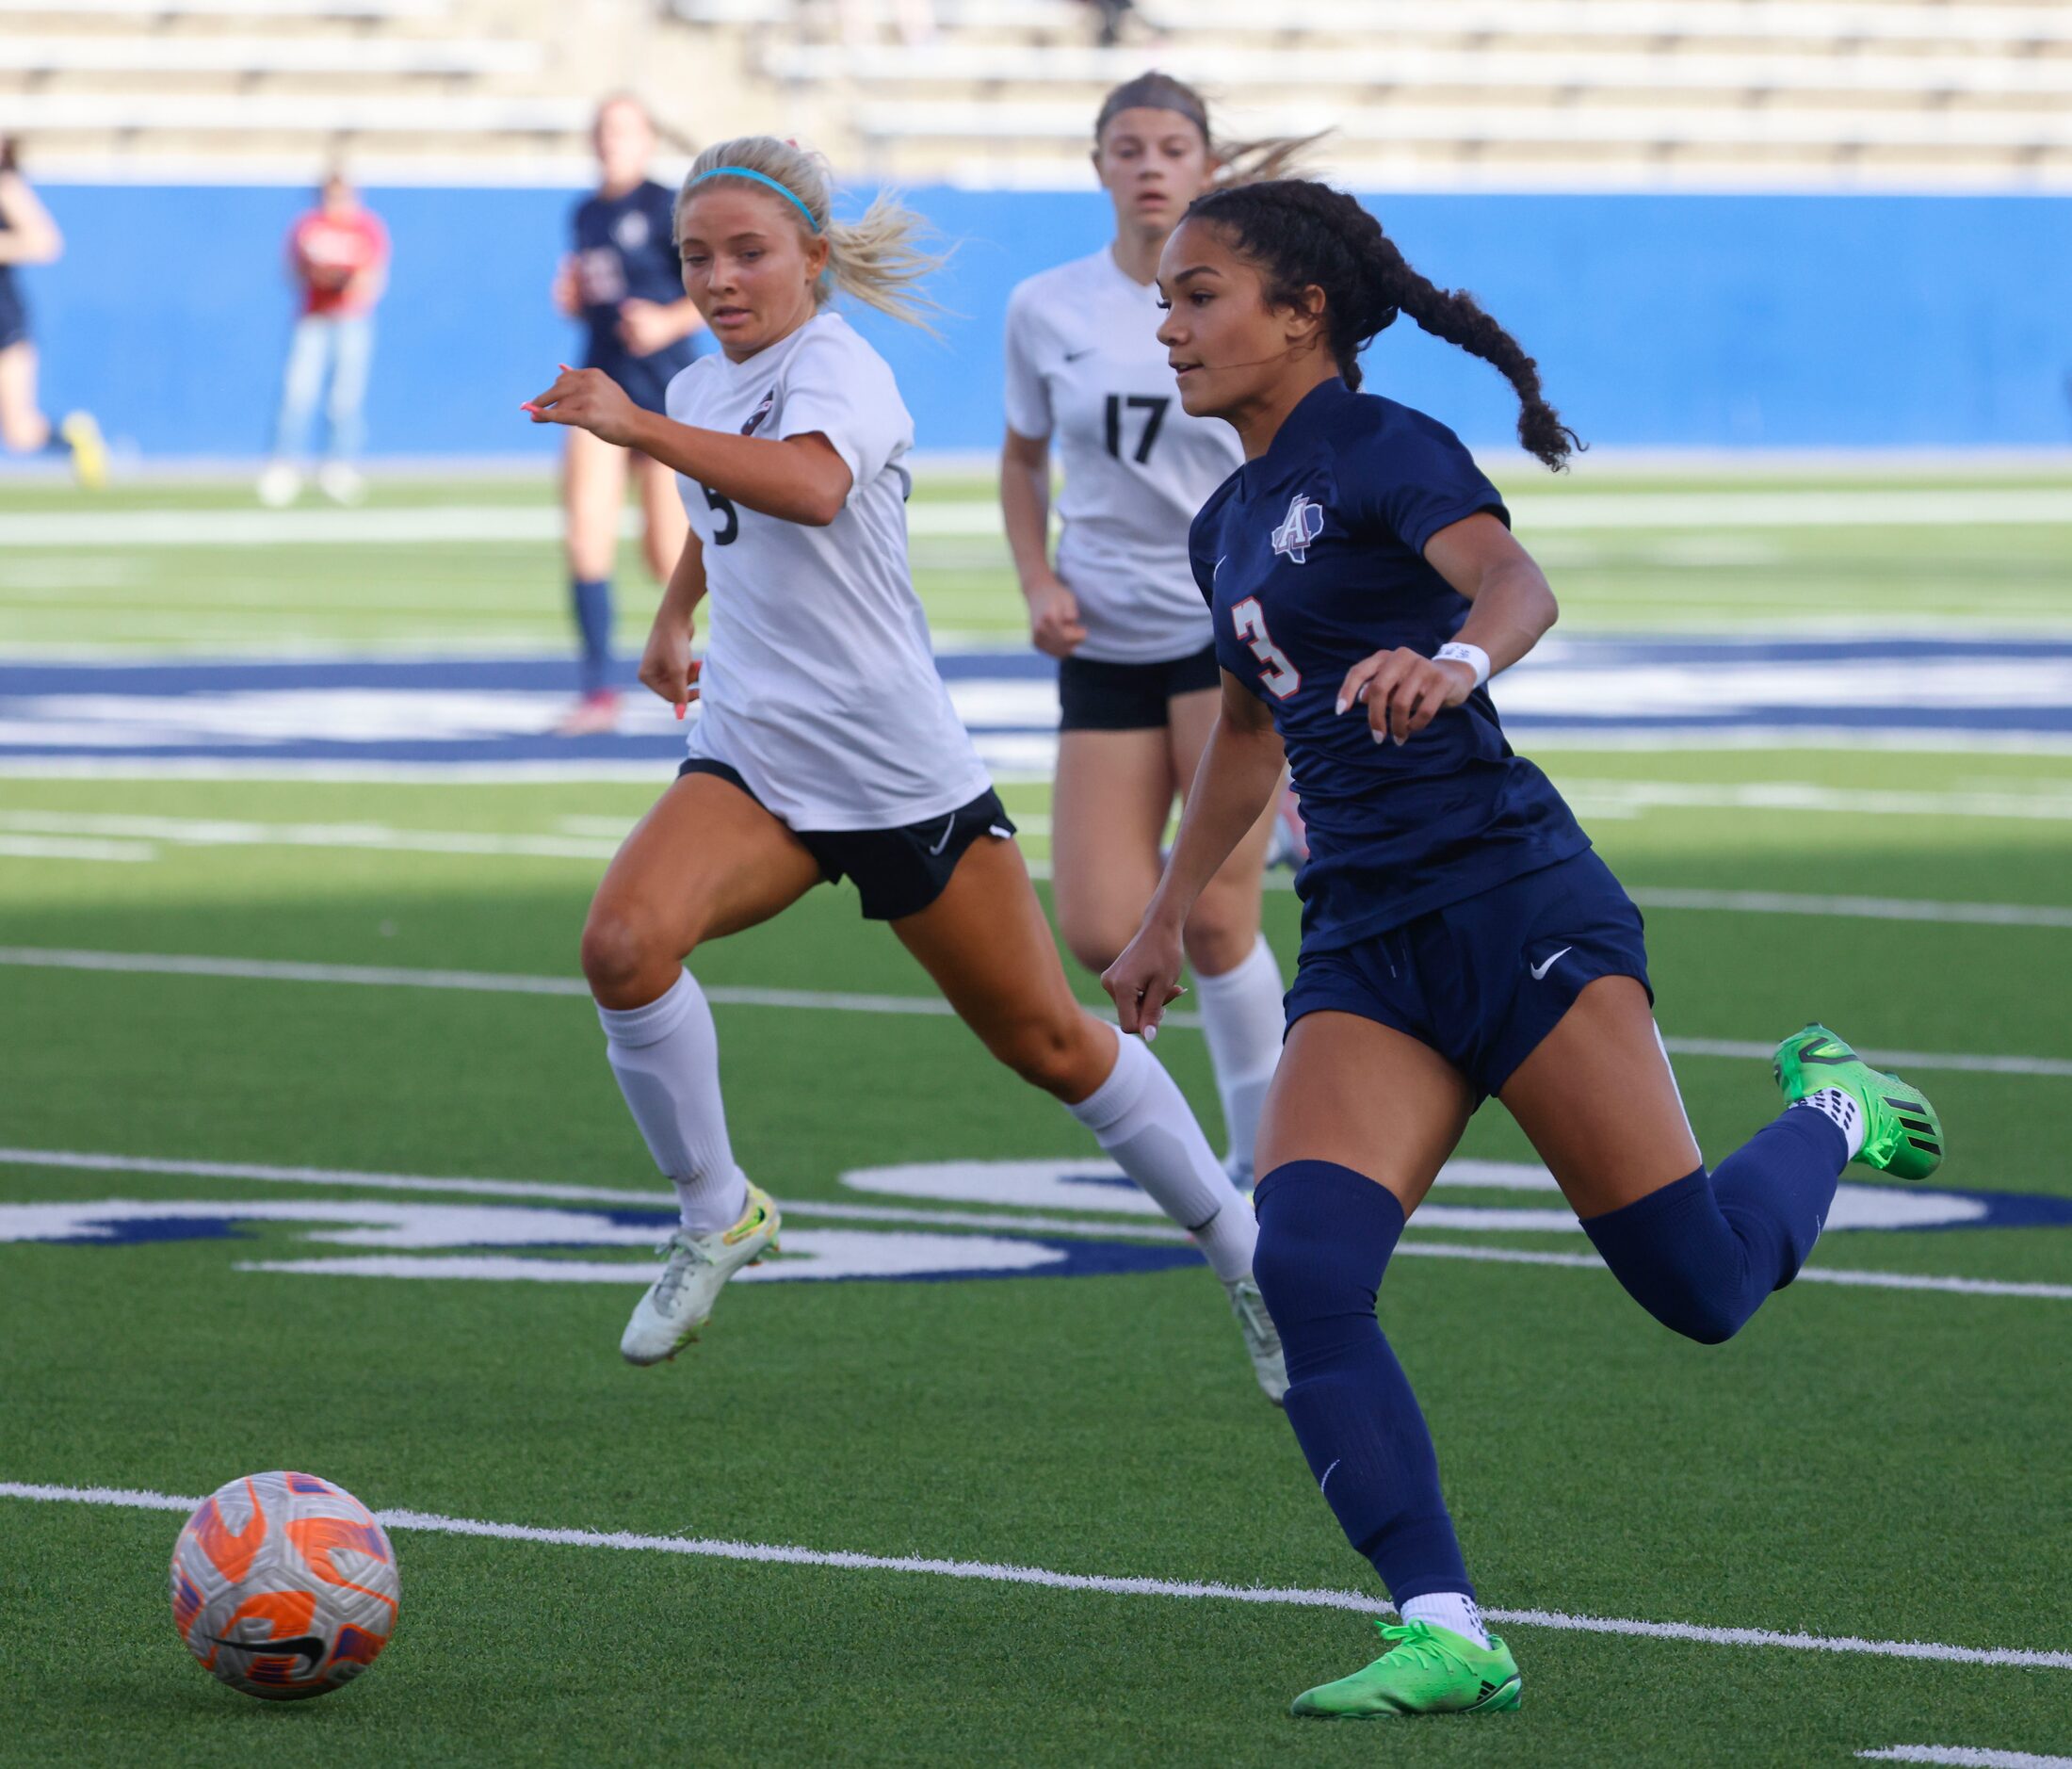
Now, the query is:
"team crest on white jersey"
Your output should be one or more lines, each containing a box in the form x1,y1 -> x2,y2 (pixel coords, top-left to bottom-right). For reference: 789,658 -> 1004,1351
740,389 -> 775,436
1271,493 -> 1325,564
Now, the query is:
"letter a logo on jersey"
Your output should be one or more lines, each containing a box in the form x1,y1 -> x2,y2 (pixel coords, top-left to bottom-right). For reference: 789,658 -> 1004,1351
1271,494 -> 1325,564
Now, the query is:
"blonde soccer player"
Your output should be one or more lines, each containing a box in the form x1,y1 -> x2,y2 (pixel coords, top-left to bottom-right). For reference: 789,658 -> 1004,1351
525,137 -> 1286,1399
1000,73 -> 1310,1190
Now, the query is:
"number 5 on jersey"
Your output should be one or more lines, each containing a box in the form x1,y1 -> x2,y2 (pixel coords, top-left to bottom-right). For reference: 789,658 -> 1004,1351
1232,596 -> 1300,699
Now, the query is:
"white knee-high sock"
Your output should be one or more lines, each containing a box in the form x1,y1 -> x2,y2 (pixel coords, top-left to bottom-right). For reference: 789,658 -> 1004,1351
1192,934 -> 1286,1188
597,969 -> 749,1235
1066,1021 -> 1257,1283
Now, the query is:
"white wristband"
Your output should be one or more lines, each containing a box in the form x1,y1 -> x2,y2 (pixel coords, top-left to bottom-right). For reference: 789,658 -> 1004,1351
1434,641 -> 1491,690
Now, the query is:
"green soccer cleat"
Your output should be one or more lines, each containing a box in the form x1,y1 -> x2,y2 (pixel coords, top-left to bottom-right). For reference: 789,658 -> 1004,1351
1290,1620 -> 1522,1720
1773,1023 -> 1944,1181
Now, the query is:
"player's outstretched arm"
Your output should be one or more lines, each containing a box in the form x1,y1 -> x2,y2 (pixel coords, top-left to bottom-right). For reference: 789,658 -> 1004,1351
1339,511 -> 1560,747
1000,427 -> 1086,657
523,365 -> 853,526
1104,673 -> 1286,1038
0,170 -> 61,265
638,529 -> 707,718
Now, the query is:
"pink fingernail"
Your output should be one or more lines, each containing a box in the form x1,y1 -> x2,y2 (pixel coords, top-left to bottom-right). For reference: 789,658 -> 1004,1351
1142,1024 -> 1157,1044
1335,697 -> 1348,715
674,703 -> 686,720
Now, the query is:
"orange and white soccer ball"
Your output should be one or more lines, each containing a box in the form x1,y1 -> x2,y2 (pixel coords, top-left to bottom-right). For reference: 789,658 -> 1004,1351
169,1470 -> 399,1700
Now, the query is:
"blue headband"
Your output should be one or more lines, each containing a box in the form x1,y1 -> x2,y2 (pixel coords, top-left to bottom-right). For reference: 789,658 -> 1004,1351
687,166 -> 820,233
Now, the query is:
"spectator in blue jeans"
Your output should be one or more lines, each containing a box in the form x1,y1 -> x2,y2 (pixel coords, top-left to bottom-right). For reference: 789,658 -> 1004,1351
259,171 -> 389,507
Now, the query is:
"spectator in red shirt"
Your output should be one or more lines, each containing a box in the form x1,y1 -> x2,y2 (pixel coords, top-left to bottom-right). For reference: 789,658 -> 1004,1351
259,170 -> 389,506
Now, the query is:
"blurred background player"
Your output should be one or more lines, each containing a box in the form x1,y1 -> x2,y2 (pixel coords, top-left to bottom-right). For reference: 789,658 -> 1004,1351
257,169 -> 390,508
1000,73 -> 1307,1191
526,136 -> 1284,1398
0,138 -> 106,488
551,93 -> 706,736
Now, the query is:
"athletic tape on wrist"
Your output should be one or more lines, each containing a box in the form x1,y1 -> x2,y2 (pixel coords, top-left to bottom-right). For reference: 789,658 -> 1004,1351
1434,641 -> 1491,690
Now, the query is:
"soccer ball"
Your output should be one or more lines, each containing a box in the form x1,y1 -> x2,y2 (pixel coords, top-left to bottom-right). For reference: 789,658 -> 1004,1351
169,1469 -> 399,1700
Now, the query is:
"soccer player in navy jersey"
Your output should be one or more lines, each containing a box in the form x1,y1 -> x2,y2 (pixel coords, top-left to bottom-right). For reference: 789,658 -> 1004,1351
1103,177 -> 1948,1720
550,95 -> 707,735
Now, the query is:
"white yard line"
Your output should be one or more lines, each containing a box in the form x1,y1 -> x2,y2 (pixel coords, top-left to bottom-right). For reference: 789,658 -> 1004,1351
2,488 -> 2069,548
1562,779 -> 2072,821
1859,1749 -> 2072,1768
0,834 -> 157,863
3,1480 -> 2065,1672
1627,888 -> 2072,931
0,811 -> 621,862
3,1145 -> 2065,1303
4,947 -> 2069,1079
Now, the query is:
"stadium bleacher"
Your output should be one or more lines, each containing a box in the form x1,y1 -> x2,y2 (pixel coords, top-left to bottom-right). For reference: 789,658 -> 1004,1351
0,0 -> 2066,185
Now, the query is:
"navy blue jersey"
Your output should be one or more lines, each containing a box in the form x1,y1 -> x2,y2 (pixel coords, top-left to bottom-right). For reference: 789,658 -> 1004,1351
1191,375 -> 1588,951
570,179 -> 698,383
0,209 -> 24,350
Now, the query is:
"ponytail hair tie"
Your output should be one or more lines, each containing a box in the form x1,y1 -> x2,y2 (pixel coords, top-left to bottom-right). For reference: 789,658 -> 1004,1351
687,165 -> 820,233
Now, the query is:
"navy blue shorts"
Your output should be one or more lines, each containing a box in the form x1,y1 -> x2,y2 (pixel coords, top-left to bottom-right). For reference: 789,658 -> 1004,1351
1057,642 -> 1220,731
1286,848 -> 1652,1104
677,758 -> 1017,922
0,275 -> 28,352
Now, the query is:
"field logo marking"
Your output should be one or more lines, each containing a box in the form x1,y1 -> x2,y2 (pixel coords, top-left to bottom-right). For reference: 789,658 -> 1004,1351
0,1198 -> 1198,1286
3,1481 -> 2067,1675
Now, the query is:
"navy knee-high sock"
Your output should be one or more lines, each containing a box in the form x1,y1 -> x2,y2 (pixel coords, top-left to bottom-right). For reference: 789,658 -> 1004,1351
1251,1160 -> 1473,1604
572,576 -> 613,695
1581,1108 -> 1848,1345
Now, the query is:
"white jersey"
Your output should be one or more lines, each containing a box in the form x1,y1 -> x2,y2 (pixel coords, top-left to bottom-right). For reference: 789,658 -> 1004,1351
1003,247 -> 1244,665
666,311 -> 992,832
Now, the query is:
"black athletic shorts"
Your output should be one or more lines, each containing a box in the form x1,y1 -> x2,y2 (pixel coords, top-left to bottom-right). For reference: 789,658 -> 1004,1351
677,757 -> 1017,921
1057,642 -> 1221,731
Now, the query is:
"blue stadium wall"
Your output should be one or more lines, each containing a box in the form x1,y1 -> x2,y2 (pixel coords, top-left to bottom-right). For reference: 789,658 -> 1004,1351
20,184 -> 2072,458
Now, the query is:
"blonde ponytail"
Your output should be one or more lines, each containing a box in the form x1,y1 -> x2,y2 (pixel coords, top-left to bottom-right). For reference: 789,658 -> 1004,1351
679,136 -> 946,333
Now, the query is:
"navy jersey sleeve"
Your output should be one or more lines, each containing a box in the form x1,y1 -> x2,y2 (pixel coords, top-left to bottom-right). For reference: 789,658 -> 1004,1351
1188,474 -> 1238,605
1352,403 -> 1509,559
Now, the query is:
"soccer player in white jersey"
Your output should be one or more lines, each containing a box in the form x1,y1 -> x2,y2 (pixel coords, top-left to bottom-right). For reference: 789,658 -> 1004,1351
1000,73 -> 1311,1191
525,136 -> 1285,1400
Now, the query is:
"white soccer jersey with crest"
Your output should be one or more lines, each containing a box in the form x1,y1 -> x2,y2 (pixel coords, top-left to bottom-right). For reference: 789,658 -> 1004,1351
1003,247 -> 1244,664
665,310 -> 993,832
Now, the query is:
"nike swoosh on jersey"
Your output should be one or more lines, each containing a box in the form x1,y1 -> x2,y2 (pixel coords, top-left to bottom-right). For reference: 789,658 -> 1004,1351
1529,946 -> 1573,981
1062,347 -> 1095,362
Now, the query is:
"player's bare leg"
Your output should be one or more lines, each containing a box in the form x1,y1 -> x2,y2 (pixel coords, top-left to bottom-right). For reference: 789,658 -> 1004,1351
631,446 -> 689,585
1050,724 -> 1174,977
1245,1014 -> 1527,1712
558,425 -> 630,733
896,834 -> 1287,1399
582,771 -> 823,1362
0,340 -> 51,453
1169,684 -> 1287,1187
1502,973 -> 1933,1346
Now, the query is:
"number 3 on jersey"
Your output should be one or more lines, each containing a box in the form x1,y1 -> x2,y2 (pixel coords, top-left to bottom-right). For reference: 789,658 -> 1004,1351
701,484 -> 738,546
1232,596 -> 1300,699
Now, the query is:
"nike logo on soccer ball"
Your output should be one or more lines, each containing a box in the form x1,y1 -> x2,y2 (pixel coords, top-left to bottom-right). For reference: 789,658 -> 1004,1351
927,815 -> 957,856
1530,947 -> 1572,981
207,1631 -> 327,1669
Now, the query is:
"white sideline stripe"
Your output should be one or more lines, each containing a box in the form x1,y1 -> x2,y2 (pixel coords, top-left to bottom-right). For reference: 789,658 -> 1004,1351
1,488 -> 2069,547
0,834 -> 157,862
3,1146 -> 2064,1302
4,947 -> 2070,1079
1396,1241 -> 2072,1301
1860,1749 -> 2072,1767
4,1481 -> 2066,1673
1628,888 -> 2072,930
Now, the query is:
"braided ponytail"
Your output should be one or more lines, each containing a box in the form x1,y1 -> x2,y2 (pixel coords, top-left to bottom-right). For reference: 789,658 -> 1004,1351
1185,180 -> 1581,470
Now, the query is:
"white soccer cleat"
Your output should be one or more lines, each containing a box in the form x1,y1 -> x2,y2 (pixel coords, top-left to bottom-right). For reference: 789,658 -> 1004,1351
1224,1274 -> 1288,1404
256,461 -> 300,508
317,462 -> 365,506
620,1181 -> 781,1366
